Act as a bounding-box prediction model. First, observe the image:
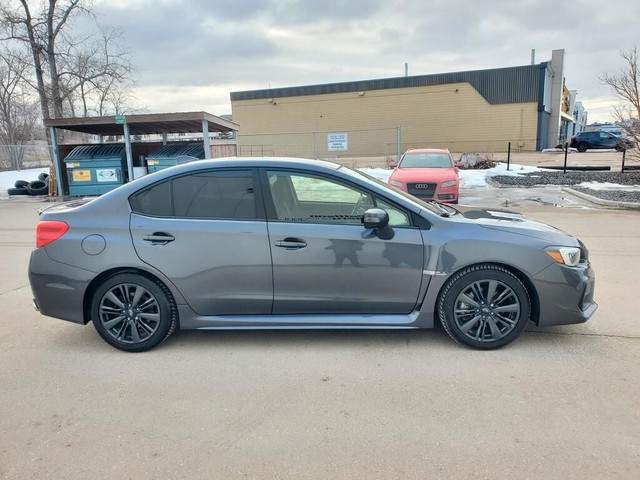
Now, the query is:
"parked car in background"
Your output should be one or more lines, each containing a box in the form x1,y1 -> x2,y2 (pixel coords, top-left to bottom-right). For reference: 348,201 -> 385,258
570,131 -> 634,152
28,157 -> 596,352
387,149 -> 459,203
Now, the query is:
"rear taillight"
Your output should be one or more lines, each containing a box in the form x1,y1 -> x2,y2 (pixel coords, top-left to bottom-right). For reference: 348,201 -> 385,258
36,221 -> 69,248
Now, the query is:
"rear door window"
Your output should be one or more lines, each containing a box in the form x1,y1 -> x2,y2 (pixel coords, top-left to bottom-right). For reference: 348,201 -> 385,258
131,170 -> 256,219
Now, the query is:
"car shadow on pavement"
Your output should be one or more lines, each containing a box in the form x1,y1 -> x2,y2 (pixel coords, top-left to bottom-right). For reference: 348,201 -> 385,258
50,320 -> 590,354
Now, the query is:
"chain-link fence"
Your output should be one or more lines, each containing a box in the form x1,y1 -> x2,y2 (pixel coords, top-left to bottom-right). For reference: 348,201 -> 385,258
237,127 -> 401,167
0,144 -> 53,171
237,127 -> 545,168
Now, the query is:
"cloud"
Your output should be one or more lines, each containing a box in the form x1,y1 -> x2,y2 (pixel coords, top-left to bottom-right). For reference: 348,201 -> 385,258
89,0 -> 640,120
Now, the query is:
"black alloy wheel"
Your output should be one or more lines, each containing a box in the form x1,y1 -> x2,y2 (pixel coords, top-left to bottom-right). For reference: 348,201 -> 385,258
438,264 -> 531,349
91,272 -> 177,352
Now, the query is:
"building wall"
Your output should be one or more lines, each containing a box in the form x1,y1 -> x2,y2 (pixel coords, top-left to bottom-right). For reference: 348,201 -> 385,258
232,82 -> 539,157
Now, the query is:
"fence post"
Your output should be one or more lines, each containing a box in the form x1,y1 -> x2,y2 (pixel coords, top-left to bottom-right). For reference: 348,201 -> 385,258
621,148 -> 626,172
563,142 -> 568,174
313,132 -> 317,159
507,141 -> 511,171
49,127 -> 64,196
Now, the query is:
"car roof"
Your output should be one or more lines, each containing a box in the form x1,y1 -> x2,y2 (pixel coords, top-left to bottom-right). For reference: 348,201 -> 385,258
404,148 -> 451,154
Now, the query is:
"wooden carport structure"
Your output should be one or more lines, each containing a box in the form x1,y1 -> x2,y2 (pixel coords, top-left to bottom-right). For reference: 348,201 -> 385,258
44,111 -> 239,196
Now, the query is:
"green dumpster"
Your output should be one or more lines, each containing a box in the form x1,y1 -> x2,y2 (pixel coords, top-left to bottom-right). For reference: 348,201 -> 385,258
65,145 -> 128,196
146,142 -> 205,173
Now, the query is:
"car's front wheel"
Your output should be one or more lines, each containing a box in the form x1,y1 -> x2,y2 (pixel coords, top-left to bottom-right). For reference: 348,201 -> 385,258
91,272 -> 177,352
438,264 -> 531,349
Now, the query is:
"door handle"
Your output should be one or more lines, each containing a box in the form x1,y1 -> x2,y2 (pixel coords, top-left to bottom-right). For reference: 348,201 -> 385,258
143,232 -> 175,245
274,237 -> 307,250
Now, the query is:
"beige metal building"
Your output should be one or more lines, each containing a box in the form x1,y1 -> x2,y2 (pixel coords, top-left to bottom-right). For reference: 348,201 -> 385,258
231,50 -> 573,159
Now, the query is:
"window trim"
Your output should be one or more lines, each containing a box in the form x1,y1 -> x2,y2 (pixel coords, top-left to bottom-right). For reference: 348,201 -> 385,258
128,168 -> 266,221
259,167 -> 416,228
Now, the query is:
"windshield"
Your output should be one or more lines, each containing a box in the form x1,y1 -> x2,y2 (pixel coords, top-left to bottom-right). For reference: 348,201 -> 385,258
400,152 -> 452,168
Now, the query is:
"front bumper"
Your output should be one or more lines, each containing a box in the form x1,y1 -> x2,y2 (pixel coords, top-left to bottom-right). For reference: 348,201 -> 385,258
28,248 -> 95,325
532,260 -> 597,326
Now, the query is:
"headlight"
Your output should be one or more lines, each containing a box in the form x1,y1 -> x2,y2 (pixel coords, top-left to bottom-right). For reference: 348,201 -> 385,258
441,180 -> 457,188
545,247 -> 581,266
389,180 -> 404,188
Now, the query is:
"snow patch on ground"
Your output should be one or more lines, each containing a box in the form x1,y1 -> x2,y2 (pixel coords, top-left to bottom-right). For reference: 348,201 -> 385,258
577,181 -> 640,191
0,168 -> 50,192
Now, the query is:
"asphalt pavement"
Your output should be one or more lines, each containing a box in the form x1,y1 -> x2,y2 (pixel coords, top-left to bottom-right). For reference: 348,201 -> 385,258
1,192 -> 639,479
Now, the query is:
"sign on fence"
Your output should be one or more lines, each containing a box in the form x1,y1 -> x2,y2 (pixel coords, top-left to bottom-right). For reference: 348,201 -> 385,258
327,133 -> 348,151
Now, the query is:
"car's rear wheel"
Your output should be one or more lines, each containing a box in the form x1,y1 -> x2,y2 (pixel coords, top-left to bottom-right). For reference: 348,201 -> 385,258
576,142 -> 588,152
438,264 -> 531,349
91,272 -> 177,352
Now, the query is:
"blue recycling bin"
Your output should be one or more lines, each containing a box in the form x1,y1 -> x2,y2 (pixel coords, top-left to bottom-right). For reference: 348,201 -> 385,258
66,145 -> 128,196
146,142 -> 205,173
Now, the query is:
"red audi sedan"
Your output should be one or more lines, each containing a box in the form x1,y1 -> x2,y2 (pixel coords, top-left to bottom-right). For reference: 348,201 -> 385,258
388,148 -> 459,203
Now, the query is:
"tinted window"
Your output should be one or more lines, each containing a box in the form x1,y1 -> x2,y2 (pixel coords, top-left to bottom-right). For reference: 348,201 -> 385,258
132,181 -> 172,216
131,170 -> 256,219
173,171 -> 255,219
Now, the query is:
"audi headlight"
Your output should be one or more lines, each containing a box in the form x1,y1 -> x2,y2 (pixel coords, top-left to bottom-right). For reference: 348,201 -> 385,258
545,247 -> 581,267
441,180 -> 457,188
389,180 -> 404,188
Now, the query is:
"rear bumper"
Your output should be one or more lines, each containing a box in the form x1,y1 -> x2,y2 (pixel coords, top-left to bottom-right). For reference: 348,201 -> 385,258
532,261 -> 597,326
28,248 -> 95,325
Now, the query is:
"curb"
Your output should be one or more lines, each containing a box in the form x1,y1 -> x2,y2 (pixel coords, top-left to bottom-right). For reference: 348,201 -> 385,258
562,187 -> 640,210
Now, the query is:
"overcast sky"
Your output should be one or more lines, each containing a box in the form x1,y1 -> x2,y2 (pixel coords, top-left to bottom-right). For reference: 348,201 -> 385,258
93,0 -> 640,123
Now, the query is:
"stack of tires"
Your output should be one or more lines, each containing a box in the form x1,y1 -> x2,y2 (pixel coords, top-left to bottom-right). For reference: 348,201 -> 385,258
7,173 -> 49,196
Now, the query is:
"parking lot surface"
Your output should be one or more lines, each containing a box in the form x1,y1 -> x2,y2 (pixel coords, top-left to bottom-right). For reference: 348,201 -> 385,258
1,193 -> 639,479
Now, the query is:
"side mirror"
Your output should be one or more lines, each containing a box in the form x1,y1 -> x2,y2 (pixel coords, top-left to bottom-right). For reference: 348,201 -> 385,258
388,161 -> 398,169
362,208 -> 389,229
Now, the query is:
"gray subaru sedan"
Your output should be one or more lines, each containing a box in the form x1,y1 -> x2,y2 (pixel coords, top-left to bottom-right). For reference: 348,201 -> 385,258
28,157 -> 597,352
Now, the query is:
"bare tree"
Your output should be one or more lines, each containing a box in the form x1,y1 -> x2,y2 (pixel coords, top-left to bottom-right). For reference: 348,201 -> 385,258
0,0 -> 135,121
0,50 -> 40,170
601,47 -> 640,161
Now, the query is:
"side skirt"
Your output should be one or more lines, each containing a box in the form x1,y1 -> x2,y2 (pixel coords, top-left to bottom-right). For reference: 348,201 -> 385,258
176,307 -> 431,330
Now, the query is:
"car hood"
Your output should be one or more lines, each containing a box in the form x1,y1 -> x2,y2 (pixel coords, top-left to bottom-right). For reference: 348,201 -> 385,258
390,167 -> 457,183
456,206 -> 578,245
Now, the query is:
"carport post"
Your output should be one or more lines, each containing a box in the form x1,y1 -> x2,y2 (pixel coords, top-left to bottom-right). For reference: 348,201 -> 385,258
122,123 -> 134,182
49,127 -> 64,196
202,119 -> 210,158
162,132 -> 168,146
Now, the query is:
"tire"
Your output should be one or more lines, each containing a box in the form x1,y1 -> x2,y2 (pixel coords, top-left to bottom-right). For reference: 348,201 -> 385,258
91,272 -> 177,352
26,180 -> 48,196
438,264 -> 531,350
576,142 -> 588,152
38,172 -> 49,182
7,187 -> 29,196
14,180 -> 28,188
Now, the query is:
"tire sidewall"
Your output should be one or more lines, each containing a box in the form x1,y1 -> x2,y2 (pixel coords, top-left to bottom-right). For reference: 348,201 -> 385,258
440,267 -> 531,350
27,180 -> 48,196
91,273 -> 174,352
